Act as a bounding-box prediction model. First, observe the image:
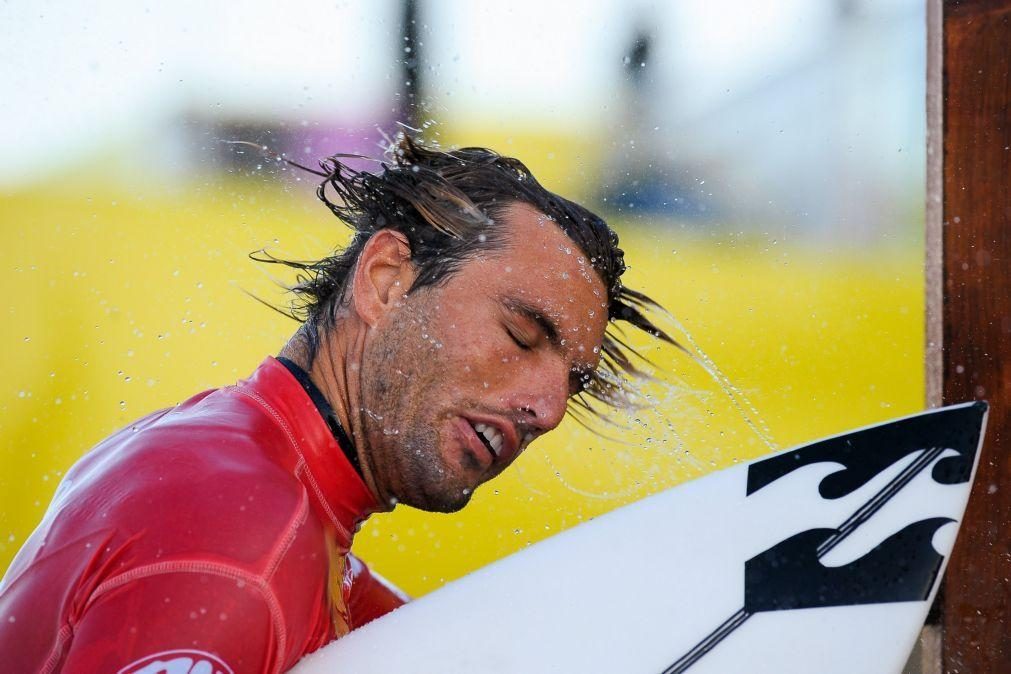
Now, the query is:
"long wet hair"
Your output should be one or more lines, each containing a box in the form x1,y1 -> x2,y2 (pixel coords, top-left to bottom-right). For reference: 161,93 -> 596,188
255,133 -> 678,425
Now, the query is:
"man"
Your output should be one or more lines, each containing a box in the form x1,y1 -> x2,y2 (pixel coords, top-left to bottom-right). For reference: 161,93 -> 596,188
0,135 -> 671,673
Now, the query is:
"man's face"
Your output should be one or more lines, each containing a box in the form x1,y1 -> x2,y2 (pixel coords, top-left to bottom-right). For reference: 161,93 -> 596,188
360,202 -> 609,512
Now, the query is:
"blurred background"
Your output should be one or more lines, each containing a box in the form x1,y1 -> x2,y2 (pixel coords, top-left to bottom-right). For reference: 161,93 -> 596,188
1,0 -> 926,595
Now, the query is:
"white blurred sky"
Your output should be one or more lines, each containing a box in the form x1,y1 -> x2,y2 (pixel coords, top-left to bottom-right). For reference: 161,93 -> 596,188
0,0 -> 918,187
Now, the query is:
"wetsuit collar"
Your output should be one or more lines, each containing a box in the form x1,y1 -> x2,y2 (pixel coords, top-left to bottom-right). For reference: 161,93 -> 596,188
276,356 -> 363,480
241,357 -> 382,540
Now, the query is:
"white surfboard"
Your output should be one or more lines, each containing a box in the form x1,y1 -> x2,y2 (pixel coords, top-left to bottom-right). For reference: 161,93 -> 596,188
294,402 -> 988,674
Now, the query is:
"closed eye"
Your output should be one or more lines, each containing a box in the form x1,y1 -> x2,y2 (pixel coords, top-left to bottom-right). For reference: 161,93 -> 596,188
506,325 -> 532,351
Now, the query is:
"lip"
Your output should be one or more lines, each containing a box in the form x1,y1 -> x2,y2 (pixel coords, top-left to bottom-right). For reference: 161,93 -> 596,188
455,416 -> 497,470
462,414 -> 521,468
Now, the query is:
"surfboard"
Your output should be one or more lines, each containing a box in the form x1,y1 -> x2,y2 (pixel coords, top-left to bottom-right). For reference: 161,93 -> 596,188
293,402 -> 988,674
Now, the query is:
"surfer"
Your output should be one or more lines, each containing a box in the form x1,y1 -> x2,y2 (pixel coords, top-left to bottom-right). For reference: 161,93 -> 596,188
0,134 -> 673,673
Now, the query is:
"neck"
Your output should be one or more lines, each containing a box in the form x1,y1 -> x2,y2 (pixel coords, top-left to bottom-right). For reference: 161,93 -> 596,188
278,319 -> 391,511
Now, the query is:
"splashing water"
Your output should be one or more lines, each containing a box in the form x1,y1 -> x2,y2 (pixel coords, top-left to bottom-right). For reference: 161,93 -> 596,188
541,312 -> 779,500
666,313 -> 779,454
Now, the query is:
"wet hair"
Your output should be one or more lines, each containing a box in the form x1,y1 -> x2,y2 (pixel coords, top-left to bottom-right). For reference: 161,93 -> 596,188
255,133 -> 677,424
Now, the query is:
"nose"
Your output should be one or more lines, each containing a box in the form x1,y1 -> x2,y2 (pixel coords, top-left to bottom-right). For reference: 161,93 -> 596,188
513,359 -> 570,431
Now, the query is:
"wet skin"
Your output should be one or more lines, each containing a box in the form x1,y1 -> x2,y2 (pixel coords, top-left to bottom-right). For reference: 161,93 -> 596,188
288,202 -> 609,513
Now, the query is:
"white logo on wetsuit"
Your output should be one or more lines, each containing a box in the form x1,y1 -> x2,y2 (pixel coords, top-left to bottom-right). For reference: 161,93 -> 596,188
118,649 -> 234,674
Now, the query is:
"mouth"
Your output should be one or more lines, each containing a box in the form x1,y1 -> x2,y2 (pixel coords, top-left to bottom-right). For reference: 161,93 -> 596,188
463,418 -> 536,468
459,419 -> 500,467
471,421 -> 504,458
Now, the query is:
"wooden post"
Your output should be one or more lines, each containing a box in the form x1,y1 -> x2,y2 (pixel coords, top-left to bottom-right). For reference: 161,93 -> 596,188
940,0 -> 1011,671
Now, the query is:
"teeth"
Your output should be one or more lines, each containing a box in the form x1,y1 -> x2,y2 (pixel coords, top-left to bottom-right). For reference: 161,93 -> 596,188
473,422 -> 504,456
520,432 -> 535,451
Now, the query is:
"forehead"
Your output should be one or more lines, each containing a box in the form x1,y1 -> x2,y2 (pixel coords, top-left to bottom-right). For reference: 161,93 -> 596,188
490,200 -> 605,281
483,202 -> 608,353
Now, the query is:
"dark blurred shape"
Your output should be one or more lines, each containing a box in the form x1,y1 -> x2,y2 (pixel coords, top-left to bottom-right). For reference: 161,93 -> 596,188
397,0 -> 423,129
206,119 -> 296,177
602,20 -> 704,220
624,29 -> 651,85
188,114 -> 391,186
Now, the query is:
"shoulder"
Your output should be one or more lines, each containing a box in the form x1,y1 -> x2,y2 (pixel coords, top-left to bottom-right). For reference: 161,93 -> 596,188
53,386 -> 325,572
2,379 -> 333,673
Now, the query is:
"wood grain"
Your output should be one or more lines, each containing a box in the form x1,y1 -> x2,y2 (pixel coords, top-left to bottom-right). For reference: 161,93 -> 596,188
941,1 -> 1011,671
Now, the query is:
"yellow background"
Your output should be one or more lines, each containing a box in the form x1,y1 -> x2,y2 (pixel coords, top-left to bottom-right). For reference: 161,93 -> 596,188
0,165 -> 923,596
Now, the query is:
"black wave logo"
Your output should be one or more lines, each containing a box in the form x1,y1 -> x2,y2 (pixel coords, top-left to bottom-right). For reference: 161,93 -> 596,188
746,401 -> 986,499
661,402 -> 988,674
744,517 -> 954,612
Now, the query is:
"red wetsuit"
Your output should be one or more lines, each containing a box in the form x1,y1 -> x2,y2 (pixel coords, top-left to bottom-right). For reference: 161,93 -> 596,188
0,356 -> 407,673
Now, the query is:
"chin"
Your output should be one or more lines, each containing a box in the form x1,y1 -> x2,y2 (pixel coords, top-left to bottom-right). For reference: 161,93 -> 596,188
395,431 -> 483,512
403,479 -> 477,513
427,495 -> 472,514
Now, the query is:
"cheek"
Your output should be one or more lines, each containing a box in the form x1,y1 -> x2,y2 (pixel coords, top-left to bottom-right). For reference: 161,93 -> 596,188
436,319 -> 518,389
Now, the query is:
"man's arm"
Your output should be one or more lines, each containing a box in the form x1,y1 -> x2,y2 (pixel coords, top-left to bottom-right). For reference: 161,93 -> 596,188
346,554 -> 410,628
58,566 -> 282,674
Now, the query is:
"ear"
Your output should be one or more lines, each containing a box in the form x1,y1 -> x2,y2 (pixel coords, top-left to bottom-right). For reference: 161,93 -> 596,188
351,230 -> 416,327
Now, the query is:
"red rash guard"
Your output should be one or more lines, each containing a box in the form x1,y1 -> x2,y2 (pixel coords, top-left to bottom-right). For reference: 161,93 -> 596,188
0,357 -> 407,673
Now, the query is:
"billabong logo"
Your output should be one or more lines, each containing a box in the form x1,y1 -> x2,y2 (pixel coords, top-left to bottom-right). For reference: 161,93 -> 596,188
118,649 -> 234,674
661,402 -> 988,674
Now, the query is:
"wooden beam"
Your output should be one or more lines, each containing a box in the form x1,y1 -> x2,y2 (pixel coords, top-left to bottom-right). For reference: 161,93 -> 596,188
941,0 -> 1011,670
926,0 -> 944,412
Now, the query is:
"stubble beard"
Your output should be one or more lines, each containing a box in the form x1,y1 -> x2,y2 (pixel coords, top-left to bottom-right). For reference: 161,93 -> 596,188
360,298 -> 478,513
